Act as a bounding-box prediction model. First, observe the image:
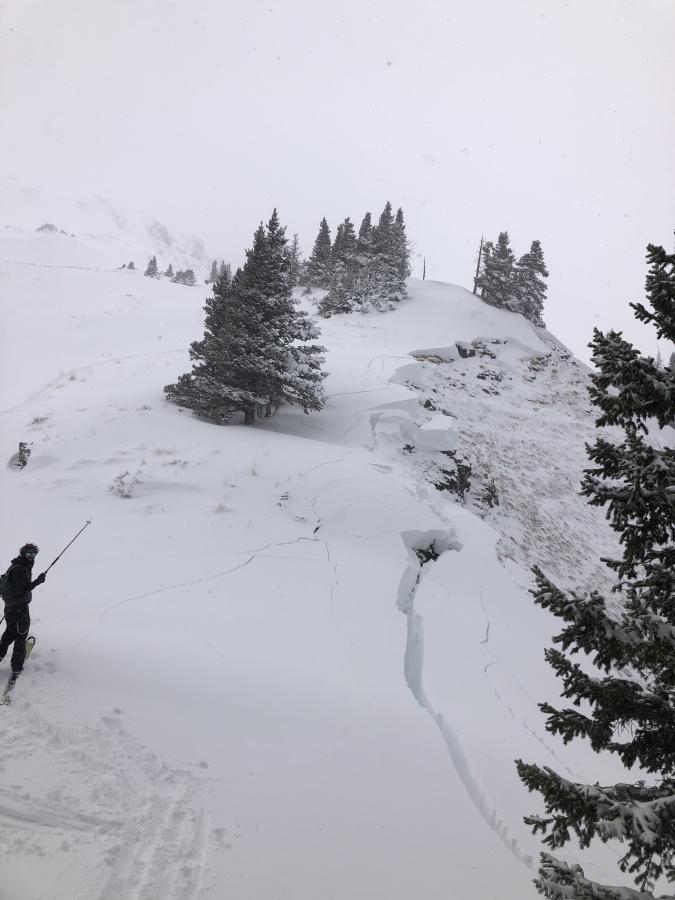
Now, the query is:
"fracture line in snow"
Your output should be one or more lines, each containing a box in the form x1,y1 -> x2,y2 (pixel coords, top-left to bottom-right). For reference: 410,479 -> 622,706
328,386 -> 397,398
98,555 -> 257,623
397,531 -> 534,870
366,354 -> 414,374
481,661 -> 577,778
302,451 -> 357,477
98,535 -> 324,624
479,593 -> 491,644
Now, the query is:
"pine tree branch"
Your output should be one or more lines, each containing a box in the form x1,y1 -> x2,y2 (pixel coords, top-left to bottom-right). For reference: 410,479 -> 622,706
534,852 -> 672,899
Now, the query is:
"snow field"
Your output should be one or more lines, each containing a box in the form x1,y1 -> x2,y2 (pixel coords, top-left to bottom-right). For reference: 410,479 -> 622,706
0,234 -> 630,898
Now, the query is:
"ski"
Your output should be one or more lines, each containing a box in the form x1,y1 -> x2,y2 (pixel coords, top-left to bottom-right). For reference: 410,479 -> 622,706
1,636 -> 35,705
1,672 -> 19,704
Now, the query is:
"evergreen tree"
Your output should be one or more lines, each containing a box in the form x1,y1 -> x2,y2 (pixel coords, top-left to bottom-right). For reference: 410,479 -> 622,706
172,268 -> 197,286
317,276 -> 356,317
164,263 -> 174,278
515,240 -> 548,326
165,211 -> 327,425
393,206 -> 411,283
370,201 -> 407,307
480,231 -> 516,309
288,234 -> 303,286
325,217 -> 359,311
331,222 -> 345,265
477,240 -> 493,298
208,260 -> 219,283
144,256 -> 159,278
218,261 -> 232,282
516,239 -> 675,898
355,211 -> 374,306
306,218 -> 332,288
127,260 -> 135,270
331,218 -> 357,272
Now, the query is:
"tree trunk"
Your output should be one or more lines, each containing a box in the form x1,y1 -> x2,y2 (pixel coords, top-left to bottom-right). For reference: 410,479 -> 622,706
473,236 -> 484,295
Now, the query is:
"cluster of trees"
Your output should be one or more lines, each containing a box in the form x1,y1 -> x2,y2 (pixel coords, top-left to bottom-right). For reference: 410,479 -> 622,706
207,260 -> 232,284
303,202 -> 411,316
476,232 -> 549,326
516,239 -> 675,898
143,256 -> 197,285
165,211 -> 327,425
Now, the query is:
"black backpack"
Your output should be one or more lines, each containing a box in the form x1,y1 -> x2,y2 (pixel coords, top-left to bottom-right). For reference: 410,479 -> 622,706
0,566 -> 14,600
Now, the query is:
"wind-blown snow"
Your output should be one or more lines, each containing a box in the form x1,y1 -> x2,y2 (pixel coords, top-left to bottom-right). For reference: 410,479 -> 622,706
0,224 -> 633,899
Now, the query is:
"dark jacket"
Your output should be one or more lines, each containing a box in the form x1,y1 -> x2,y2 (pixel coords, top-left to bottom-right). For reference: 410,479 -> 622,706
3,556 -> 41,612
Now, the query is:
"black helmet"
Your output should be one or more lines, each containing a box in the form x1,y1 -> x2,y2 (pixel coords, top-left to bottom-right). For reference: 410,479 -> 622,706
20,542 -> 39,557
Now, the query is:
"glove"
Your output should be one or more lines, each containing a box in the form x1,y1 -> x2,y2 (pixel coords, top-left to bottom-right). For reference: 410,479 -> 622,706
35,572 -> 46,585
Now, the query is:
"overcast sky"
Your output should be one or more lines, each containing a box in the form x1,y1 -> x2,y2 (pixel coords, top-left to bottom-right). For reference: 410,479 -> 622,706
1,0 -> 674,361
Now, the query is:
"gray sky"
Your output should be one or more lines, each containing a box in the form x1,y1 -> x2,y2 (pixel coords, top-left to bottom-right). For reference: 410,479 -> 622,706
2,0 -> 674,361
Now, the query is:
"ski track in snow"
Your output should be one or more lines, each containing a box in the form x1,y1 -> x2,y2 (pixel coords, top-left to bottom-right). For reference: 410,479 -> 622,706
0,348 -> 187,416
0,682 -> 211,900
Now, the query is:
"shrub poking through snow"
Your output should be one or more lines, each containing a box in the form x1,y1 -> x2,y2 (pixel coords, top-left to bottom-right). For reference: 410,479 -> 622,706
108,470 -> 140,499
516,239 -> 675,898
435,451 -> 472,503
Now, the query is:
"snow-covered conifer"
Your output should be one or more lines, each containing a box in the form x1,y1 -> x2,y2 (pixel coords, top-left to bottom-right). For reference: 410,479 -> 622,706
355,212 -> 374,305
164,263 -> 174,278
165,211 -> 327,425
516,238 -> 675,898
144,256 -> 159,278
514,240 -> 548,326
288,233 -> 303,286
393,207 -> 411,283
208,260 -> 219,283
480,231 -> 516,309
331,218 -> 357,273
306,218 -> 332,288
172,268 -> 197,286
317,276 -> 355,317
218,261 -> 232,282
370,201 -> 407,307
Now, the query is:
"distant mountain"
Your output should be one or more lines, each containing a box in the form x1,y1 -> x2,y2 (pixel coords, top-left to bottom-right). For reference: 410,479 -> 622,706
0,176 -> 211,274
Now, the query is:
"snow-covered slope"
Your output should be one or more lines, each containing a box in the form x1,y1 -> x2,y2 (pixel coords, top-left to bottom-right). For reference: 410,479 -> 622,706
0,230 -> 629,899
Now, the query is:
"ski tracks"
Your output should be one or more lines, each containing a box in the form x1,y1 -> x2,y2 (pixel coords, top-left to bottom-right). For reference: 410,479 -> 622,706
99,778 -> 210,900
0,693 -> 212,900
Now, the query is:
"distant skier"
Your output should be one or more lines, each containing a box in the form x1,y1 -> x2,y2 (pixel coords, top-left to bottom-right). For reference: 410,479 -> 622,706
0,543 -> 46,676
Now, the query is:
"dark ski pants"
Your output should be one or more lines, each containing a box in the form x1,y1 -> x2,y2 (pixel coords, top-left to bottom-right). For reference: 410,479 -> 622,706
0,607 -> 30,673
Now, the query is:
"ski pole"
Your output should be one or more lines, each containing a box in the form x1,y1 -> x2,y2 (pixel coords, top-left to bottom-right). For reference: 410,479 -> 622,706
44,520 -> 92,574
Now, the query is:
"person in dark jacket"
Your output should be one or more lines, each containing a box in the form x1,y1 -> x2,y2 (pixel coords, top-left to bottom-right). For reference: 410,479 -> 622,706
0,543 -> 46,675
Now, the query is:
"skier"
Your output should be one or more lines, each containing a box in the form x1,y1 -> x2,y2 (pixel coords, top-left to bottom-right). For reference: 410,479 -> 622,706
0,543 -> 46,676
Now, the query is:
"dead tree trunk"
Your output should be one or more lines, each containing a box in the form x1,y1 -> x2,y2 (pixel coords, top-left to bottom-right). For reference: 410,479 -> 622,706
472,236 -> 484,295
